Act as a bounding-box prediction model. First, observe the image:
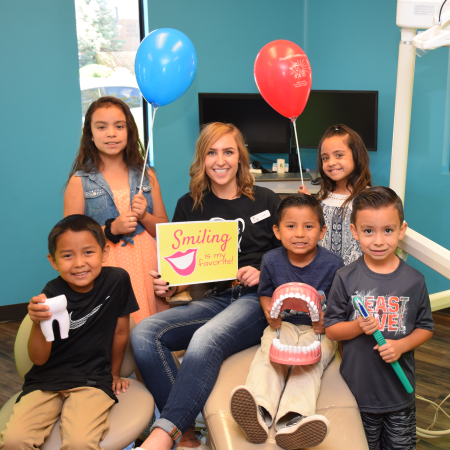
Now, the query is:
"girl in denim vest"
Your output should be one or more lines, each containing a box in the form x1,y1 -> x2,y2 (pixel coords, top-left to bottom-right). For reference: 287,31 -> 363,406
64,96 -> 169,323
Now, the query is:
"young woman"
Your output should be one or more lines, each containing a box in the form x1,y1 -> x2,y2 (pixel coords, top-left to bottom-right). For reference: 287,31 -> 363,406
64,96 -> 169,323
131,122 -> 281,450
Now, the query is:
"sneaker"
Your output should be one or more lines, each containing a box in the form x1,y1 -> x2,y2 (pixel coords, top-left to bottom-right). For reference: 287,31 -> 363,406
275,414 -> 329,449
230,385 -> 269,443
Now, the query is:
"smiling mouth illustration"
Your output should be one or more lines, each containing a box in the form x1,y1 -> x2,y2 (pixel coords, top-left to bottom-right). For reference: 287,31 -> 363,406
163,248 -> 198,276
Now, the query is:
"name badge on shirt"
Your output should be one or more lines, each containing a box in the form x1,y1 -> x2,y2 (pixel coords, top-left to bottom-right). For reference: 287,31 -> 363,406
250,210 -> 271,224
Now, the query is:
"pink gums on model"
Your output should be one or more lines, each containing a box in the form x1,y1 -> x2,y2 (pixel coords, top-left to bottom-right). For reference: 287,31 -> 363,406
163,248 -> 199,277
269,283 -> 322,365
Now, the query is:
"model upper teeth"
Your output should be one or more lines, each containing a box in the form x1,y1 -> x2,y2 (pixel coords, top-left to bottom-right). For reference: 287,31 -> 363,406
270,293 -> 320,321
272,339 -> 321,353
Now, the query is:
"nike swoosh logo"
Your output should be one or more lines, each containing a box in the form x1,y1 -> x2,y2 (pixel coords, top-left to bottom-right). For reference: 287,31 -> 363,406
69,296 -> 110,330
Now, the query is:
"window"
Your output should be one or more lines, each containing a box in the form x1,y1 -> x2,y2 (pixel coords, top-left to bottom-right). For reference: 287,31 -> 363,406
75,0 -> 148,147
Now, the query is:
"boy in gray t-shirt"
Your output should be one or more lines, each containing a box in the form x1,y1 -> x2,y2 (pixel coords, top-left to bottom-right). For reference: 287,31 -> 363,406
325,187 -> 433,450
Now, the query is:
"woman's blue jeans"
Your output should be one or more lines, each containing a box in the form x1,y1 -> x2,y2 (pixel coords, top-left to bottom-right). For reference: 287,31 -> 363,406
130,285 -> 266,445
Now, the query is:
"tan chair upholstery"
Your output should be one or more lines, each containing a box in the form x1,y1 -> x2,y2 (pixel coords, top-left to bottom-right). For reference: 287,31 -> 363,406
0,315 -> 154,450
203,345 -> 368,450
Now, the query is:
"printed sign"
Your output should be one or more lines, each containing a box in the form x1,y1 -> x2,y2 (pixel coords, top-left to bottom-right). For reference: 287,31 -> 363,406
156,221 -> 238,286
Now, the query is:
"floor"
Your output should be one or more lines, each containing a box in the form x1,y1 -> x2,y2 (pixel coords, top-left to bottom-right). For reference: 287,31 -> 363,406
1,316 -> 450,449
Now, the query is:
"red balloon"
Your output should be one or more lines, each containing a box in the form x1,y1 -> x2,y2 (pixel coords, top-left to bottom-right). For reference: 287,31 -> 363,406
254,40 -> 312,120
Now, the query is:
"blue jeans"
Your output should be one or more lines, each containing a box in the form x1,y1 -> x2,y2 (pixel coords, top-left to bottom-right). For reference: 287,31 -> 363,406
131,285 -> 266,444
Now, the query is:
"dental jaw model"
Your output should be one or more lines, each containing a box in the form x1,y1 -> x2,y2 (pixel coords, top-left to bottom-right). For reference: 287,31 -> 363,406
40,295 -> 70,342
269,283 -> 322,365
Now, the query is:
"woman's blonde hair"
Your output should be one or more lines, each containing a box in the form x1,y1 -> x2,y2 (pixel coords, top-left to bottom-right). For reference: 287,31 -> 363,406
189,122 -> 254,210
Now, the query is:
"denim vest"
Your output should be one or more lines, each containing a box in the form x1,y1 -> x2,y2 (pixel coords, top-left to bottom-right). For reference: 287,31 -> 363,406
75,167 -> 153,246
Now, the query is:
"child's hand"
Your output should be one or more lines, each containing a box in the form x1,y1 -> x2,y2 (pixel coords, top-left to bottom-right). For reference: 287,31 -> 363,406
131,191 -> 148,221
374,340 -> 403,363
357,315 -> 378,335
236,266 -> 260,287
110,212 -> 139,235
312,311 -> 325,335
264,308 -> 282,329
28,294 -> 50,324
112,375 -> 130,395
298,185 -> 311,195
149,270 -> 172,297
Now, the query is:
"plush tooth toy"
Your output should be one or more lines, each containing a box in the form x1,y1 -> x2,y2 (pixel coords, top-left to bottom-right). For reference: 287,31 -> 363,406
40,295 -> 70,342
269,283 -> 322,365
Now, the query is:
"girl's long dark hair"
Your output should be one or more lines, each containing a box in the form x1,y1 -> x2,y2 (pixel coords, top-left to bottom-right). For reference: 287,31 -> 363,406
317,124 -> 372,214
67,96 -> 148,184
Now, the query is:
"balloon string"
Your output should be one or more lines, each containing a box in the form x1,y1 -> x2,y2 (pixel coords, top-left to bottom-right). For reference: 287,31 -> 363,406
293,119 -> 304,186
139,106 -> 158,191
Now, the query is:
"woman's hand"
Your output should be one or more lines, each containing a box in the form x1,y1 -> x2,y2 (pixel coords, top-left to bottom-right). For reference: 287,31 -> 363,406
28,294 -> 50,324
149,270 -> 172,297
132,191 -> 148,221
110,212 -> 139,235
237,266 -> 260,287
298,185 -> 311,195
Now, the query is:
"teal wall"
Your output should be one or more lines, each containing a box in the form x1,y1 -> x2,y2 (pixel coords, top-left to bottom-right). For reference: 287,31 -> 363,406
0,0 -> 81,307
149,0 -> 450,295
147,0 -> 308,214
305,0 -> 450,294
2,0 -> 450,308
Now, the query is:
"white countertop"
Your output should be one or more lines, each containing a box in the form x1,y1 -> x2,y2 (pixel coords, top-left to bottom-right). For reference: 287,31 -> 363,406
253,172 -> 320,194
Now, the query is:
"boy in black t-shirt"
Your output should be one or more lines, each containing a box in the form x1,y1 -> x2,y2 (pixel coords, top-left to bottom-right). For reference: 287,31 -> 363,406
0,215 -> 139,450
325,187 -> 433,450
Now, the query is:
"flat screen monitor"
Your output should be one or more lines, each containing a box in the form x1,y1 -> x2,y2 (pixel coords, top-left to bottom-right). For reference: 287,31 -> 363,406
198,93 -> 291,154
198,90 -> 378,154
294,90 -> 378,151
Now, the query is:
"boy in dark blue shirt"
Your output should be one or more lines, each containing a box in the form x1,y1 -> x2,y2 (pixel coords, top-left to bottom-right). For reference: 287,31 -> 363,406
230,195 -> 344,450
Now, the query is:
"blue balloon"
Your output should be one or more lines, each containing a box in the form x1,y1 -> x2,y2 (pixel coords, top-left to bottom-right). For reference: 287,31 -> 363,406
135,28 -> 197,107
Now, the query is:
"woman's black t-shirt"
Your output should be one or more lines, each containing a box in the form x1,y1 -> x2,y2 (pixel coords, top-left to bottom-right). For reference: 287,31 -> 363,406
172,186 -> 281,270
19,267 -> 138,402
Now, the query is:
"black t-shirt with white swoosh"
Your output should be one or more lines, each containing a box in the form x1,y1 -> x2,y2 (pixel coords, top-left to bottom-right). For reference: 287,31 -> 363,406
19,267 -> 138,403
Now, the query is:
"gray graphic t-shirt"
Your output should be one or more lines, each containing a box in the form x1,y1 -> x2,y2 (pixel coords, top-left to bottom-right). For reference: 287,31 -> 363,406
325,256 -> 433,414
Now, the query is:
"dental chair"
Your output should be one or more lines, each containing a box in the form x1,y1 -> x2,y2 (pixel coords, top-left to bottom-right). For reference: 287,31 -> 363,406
0,315 -> 154,450
171,283 -> 368,450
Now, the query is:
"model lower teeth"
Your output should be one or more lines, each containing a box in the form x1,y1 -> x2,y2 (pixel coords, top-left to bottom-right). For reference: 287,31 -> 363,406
272,339 -> 321,352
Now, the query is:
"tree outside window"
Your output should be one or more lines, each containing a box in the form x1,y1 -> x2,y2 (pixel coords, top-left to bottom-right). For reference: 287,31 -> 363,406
75,0 -> 144,141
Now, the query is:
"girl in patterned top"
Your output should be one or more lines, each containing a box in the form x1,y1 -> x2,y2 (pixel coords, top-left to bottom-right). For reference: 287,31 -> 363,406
299,124 -> 372,265
64,96 -> 169,323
